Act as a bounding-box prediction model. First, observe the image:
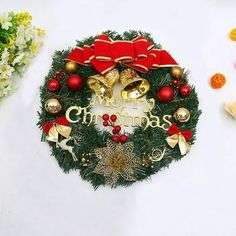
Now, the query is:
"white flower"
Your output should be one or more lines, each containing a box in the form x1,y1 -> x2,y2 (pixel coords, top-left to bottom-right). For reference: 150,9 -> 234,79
29,39 -> 43,55
0,48 -> 10,65
12,51 -> 31,66
15,25 -> 27,49
0,64 -> 14,80
21,52 -> 31,66
0,80 -> 13,98
12,53 -> 24,66
0,12 -> 12,30
15,25 -> 39,50
24,26 -> 37,41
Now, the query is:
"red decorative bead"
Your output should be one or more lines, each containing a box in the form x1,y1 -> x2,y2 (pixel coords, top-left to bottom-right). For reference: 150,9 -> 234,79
66,74 -> 84,91
112,135 -> 120,142
112,129 -> 119,134
103,121 -> 109,126
114,125 -> 121,133
120,134 -> 128,143
179,85 -> 191,97
156,86 -> 175,103
47,79 -> 60,92
173,80 -> 178,84
110,114 -> 117,121
102,114 -> 109,120
56,70 -> 61,75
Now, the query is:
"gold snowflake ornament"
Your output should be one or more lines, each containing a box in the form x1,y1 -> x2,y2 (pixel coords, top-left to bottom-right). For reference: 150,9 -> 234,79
93,140 -> 138,186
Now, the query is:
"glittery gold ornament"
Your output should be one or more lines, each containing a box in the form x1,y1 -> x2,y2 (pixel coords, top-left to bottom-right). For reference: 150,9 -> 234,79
45,98 -> 62,114
87,69 -> 119,99
170,66 -> 183,78
174,108 -> 190,123
229,28 -> 236,41
93,140 -> 138,186
65,61 -> 78,73
141,148 -> 166,168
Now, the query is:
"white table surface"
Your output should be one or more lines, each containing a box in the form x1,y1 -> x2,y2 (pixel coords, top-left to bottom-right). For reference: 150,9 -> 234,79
1,0 -> 236,235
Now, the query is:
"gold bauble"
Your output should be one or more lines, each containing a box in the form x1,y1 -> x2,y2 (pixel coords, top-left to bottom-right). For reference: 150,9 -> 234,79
229,28 -> 236,41
170,66 -> 183,78
65,61 -> 78,73
174,108 -> 190,123
45,98 -> 62,114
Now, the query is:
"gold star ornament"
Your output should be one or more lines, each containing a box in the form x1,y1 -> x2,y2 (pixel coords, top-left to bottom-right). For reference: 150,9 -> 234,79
93,140 -> 138,186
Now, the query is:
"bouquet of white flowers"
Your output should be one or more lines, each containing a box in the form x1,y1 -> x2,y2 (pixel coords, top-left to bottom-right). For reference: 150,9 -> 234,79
0,12 -> 45,101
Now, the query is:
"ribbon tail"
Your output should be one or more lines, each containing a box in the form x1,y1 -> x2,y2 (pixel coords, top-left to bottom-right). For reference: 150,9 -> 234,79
46,125 -> 59,142
178,135 -> 191,155
65,48 -> 85,65
166,134 -> 179,148
56,124 -> 72,138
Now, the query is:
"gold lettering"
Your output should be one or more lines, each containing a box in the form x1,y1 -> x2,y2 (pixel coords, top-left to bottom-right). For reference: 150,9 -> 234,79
66,106 -> 81,123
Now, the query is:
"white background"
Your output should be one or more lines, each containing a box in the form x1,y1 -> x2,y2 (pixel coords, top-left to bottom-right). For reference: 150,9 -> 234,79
1,0 -> 236,235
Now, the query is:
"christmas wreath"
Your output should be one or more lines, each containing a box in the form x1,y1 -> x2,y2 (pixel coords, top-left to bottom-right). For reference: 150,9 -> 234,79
38,30 -> 201,189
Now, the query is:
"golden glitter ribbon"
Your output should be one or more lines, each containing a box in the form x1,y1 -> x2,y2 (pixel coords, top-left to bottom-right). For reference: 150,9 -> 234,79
166,124 -> 192,155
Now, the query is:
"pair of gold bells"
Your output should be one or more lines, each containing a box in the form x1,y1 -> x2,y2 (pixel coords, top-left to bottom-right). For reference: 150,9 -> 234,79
87,68 -> 150,99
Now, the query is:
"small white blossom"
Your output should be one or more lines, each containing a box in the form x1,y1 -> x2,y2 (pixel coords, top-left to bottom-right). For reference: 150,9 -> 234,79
0,12 -> 12,30
12,52 -> 24,66
0,48 -> 10,65
24,26 -> 37,41
29,39 -> 43,56
0,80 -> 13,98
0,64 -> 14,80
15,25 -> 27,49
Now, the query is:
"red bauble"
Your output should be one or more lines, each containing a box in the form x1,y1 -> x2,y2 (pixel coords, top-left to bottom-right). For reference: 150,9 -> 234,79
156,86 -> 175,102
66,74 -> 84,91
120,134 -> 128,143
179,85 -> 191,97
47,79 -> 60,92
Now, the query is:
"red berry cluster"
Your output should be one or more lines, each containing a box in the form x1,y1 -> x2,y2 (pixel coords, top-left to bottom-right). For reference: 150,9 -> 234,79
102,114 -> 128,143
169,78 -> 192,98
170,78 -> 185,89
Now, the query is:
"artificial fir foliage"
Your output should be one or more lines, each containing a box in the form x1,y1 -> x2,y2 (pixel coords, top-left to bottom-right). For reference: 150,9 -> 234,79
37,31 -> 201,189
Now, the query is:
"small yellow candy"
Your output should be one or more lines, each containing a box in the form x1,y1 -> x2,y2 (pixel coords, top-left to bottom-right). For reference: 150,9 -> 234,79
229,28 -> 236,41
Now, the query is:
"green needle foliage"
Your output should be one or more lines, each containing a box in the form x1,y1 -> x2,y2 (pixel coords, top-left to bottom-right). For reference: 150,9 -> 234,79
37,30 -> 201,189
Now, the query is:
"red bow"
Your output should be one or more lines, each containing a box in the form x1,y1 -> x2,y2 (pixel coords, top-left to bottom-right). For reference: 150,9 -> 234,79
167,124 -> 193,141
43,117 -> 69,133
66,34 -> 177,74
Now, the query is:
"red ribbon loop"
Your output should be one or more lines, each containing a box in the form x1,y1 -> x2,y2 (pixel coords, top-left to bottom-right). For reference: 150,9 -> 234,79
43,117 -> 69,133
167,124 -> 193,141
66,34 -> 178,74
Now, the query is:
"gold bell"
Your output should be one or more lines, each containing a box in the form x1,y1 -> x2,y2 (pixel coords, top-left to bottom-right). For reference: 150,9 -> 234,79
120,68 -> 150,99
87,69 -> 119,98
